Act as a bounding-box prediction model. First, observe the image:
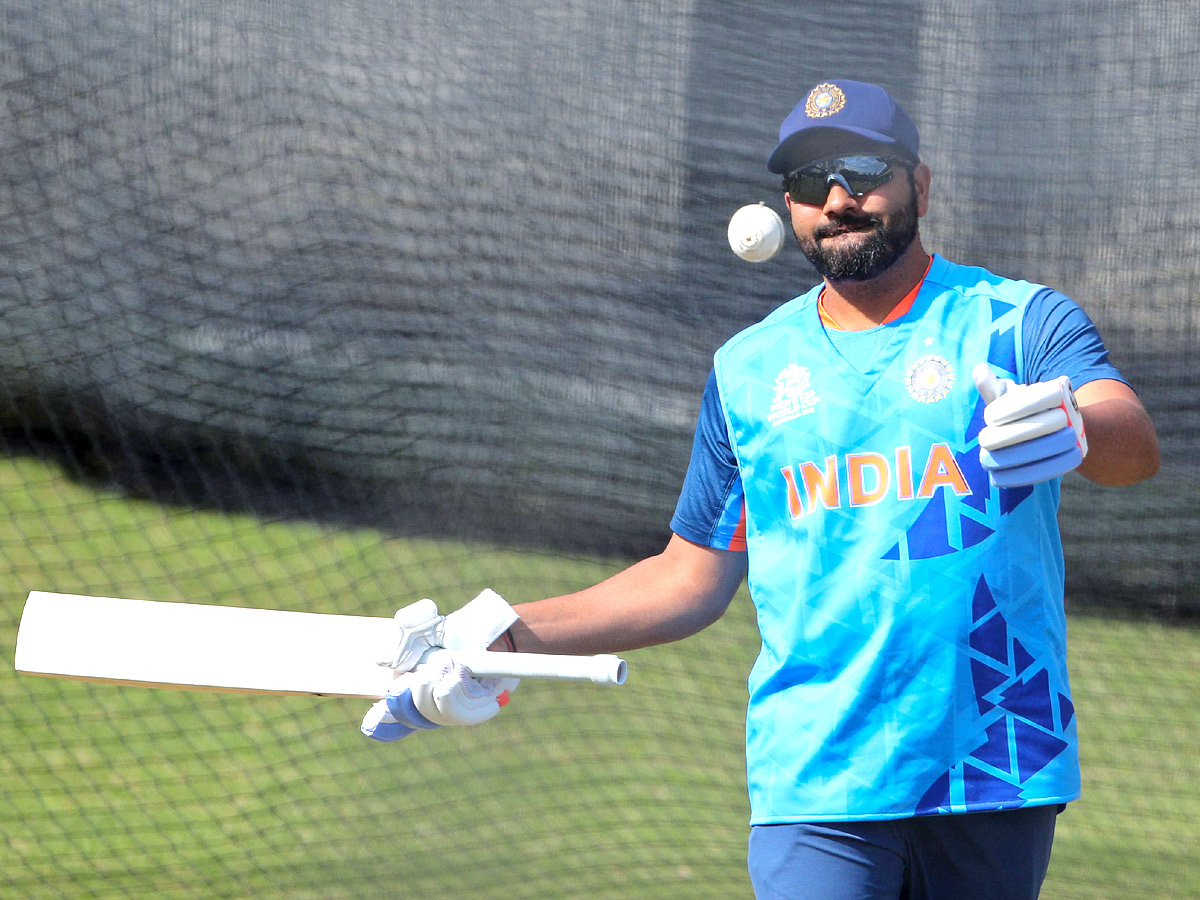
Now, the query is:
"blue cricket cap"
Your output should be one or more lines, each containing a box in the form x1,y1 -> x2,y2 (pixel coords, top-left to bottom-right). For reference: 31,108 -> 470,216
768,80 -> 920,174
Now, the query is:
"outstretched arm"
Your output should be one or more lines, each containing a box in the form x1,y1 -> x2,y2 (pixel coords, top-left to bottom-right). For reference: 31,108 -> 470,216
973,366 -> 1158,489
364,536 -> 745,742
1074,379 -> 1159,486
502,534 -> 748,656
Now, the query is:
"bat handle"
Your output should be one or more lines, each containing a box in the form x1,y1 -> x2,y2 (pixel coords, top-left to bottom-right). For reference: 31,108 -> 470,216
428,649 -> 627,685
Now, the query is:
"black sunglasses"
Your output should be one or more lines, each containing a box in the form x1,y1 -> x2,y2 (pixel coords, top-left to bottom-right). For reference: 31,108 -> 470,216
783,154 -> 910,206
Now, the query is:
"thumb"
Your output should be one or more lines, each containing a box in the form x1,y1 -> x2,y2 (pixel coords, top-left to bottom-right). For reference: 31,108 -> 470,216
972,363 -> 1007,404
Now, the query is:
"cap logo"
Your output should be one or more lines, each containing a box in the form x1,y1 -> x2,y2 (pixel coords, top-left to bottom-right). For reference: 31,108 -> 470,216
805,83 -> 846,119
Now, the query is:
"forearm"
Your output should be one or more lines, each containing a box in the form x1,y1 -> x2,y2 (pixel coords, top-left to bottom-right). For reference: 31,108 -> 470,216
501,535 -> 747,656
1075,380 -> 1159,486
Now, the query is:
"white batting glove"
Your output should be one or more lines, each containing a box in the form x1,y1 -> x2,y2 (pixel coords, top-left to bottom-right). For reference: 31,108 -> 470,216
374,598 -> 444,671
375,589 -> 519,672
360,654 -> 518,742
410,650 -> 520,727
973,363 -> 1088,488
360,670 -> 443,742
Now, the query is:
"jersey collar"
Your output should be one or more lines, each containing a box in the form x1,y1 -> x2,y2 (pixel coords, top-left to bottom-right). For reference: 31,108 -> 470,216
818,254 -> 934,331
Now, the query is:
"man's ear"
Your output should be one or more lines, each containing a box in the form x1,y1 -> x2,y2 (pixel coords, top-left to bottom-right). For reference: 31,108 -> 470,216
913,163 -> 932,217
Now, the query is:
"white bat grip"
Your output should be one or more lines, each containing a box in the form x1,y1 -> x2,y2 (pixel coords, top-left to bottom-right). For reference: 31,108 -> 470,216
447,649 -> 627,685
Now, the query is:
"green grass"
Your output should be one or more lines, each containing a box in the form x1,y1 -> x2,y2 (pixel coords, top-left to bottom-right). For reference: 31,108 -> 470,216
1,454 -> 1197,899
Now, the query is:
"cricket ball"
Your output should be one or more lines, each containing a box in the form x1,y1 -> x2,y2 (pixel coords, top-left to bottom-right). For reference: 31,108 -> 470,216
727,202 -> 785,263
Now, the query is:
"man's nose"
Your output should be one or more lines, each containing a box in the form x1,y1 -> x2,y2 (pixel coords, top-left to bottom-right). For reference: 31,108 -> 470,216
822,176 -> 861,214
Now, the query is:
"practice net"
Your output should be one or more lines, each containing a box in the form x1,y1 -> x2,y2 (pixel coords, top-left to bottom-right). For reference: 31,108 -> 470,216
2,2 -> 1197,898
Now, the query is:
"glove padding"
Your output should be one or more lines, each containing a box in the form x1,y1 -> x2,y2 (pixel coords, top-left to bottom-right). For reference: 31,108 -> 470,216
359,676 -> 443,743
410,650 -> 519,727
374,597 -> 443,671
973,363 -> 1088,487
360,653 -> 518,743
375,589 -> 519,672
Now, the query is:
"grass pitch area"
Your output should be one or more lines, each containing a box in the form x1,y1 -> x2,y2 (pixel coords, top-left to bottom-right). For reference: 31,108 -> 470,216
1,455 -> 1197,899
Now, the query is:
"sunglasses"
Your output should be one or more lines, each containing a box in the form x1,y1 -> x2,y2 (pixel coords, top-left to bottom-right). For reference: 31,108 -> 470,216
783,154 -> 909,206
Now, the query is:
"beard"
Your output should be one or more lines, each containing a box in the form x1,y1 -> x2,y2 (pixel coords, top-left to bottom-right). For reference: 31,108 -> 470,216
796,185 -> 920,282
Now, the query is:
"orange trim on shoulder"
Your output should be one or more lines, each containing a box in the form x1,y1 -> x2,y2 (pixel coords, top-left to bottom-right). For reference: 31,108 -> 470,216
728,502 -> 748,551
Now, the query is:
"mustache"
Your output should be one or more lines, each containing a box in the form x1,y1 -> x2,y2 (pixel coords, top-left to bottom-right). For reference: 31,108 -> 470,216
814,213 -> 881,239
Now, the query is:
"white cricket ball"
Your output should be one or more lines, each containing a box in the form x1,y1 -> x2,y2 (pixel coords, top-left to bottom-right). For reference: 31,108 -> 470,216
727,202 -> 785,263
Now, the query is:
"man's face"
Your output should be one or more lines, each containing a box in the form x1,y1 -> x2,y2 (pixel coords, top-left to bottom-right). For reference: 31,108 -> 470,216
785,154 -> 930,283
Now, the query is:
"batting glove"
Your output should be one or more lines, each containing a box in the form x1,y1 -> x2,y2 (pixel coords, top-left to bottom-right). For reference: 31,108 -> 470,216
360,653 -> 519,743
375,589 -> 519,672
973,363 -> 1088,488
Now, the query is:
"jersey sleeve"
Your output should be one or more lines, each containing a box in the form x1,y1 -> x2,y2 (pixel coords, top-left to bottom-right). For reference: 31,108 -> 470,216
670,369 -> 747,551
1022,288 -> 1128,388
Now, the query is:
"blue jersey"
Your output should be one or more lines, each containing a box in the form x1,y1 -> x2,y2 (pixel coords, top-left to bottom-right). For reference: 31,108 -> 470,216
672,254 -> 1125,824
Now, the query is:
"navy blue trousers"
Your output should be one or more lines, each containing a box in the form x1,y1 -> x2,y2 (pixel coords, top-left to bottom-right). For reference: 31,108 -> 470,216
748,806 -> 1060,900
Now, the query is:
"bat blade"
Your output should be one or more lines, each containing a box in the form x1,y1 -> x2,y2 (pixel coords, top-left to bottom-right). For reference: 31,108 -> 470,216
14,592 -> 627,697
15,591 -> 402,697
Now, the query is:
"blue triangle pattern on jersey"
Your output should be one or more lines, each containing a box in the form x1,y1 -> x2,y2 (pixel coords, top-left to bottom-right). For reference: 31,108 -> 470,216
963,763 -> 1022,806
914,574 -> 1073,814
972,577 -> 996,621
1000,668 -> 1055,731
1000,483 -> 1034,514
969,719 -> 1013,774
1014,719 -> 1069,782
990,297 -> 1018,323
970,658 -> 1007,715
987,315 -> 1017,370
1013,639 -> 1036,675
881,490 -> 995,561
960,514 -> 995,548
1058,693 -> 1075,728
957,424 -> 990,514
882,493 -> 952,560
970,607 -> 1008,665
914,771 -> 953,814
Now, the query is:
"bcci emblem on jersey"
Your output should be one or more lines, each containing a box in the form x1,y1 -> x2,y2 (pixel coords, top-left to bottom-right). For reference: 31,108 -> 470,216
906,354 -> 955,403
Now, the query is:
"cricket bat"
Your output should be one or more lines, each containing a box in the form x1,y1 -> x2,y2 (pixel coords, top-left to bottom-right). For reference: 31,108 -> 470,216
14,591 -> 627,698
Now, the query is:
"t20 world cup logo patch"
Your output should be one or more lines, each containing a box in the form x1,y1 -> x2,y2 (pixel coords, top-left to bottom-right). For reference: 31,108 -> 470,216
906,354 -> 955,403
768,363 -> 821,427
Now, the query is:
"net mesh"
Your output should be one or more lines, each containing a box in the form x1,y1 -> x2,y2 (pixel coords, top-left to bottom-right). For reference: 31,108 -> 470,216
2,2 -> 1197,898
